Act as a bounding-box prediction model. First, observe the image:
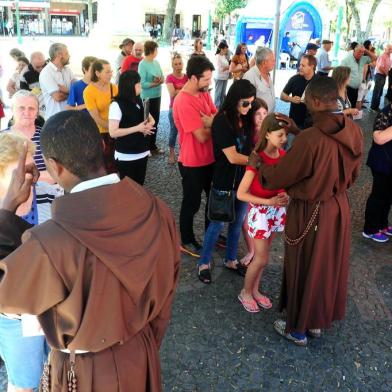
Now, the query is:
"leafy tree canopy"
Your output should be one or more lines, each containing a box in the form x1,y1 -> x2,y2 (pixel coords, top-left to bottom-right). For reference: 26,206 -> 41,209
215,0 -> 248,19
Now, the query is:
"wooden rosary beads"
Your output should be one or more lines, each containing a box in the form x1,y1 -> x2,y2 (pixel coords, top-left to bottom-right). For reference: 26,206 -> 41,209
67,351 -> 78,392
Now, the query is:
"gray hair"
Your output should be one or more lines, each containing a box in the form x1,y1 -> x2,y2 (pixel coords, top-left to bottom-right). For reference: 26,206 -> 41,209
255,47 -> 273,66
49,43 -> 67,61
30,51 -> 45,62
12,90 -> 39,110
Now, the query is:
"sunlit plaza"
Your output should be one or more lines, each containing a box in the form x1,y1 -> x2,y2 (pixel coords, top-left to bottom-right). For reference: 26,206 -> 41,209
0,0 -> 391,391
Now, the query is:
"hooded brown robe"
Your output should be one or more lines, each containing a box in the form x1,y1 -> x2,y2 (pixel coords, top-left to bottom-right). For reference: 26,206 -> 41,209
258,112 -> 363,333
0,178 -> 181,392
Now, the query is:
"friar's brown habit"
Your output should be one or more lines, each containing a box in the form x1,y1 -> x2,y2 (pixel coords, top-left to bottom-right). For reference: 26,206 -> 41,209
259,112 -> 363,333
0,178 -> 180,391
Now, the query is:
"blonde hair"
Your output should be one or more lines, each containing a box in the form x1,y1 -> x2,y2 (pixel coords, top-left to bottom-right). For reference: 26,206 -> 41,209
0,133 -> 36,175
171,52 -> 182,64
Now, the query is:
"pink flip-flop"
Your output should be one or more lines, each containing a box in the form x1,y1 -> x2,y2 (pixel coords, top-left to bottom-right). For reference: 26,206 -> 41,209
238,295 -> 260,313
254,295 -> 272,309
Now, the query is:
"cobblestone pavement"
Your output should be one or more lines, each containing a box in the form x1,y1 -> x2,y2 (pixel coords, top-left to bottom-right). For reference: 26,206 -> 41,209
1,100 -> 391,392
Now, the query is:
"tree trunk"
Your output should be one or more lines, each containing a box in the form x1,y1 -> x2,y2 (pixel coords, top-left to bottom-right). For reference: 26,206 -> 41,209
162,0 -> 177,45
347,0 -> 362,41
365,0 -> 382,38
88,0 -> 93,30
345,1 -> 352,44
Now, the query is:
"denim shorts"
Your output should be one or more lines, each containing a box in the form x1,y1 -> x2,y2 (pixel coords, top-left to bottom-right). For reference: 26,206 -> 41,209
0,315 -> 49,388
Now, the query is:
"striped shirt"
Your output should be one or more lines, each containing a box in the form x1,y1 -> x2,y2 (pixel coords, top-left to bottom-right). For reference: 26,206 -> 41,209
30,126 -> 46,172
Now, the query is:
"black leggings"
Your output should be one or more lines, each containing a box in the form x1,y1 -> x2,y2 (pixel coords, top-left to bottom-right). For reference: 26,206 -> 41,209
363,169 -> 392,234
115,157 -> 148,186
148,97 -> 161,151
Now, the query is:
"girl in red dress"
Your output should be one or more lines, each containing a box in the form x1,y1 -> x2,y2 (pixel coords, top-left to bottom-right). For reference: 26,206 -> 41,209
237,114 -> 289,313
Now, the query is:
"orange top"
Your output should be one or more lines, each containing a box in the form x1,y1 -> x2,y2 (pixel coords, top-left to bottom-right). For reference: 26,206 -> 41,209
83,83 -> 118,133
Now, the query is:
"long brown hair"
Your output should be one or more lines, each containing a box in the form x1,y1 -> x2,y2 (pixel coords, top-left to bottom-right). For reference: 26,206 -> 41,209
254,113 -> 283,152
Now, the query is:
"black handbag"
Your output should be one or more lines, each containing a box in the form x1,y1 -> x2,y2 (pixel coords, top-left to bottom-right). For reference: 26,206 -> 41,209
207,187 -> 235,223
208,167 -> 237,223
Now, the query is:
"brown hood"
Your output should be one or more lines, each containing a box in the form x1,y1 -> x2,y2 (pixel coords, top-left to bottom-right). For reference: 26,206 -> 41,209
50,178 -> 175,304
312,112 -> 363,159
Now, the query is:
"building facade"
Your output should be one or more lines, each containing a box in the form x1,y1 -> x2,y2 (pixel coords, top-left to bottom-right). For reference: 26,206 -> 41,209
143,0 -> 212,37
0,0 -> 93,36
0,0 -> 213,37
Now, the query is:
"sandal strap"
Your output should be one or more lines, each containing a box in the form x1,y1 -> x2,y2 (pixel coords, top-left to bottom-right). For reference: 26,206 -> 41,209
198,268 -> 211,283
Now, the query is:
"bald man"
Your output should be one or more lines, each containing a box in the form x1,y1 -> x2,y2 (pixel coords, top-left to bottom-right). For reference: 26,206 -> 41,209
20,51 -> 47,113
371,43 -> 392,111
121,42 -> 144,73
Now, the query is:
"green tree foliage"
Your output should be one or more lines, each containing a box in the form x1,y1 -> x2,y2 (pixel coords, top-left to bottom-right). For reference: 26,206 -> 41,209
346,0 -> 382,42
215,0 -> 248,19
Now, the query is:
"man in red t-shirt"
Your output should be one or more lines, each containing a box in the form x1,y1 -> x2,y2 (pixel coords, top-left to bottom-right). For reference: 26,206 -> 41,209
173,56 -> 216,257
121,42 -> 144,73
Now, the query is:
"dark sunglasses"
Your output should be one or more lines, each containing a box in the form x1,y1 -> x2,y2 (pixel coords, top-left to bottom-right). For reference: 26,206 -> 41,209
240,100 -> 252,108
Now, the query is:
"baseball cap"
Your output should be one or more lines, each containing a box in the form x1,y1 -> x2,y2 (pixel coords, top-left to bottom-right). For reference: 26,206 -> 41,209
119,38 -> 135,49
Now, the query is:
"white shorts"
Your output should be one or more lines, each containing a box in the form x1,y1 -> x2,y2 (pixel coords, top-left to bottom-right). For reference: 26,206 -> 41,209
247,204 -> 286,239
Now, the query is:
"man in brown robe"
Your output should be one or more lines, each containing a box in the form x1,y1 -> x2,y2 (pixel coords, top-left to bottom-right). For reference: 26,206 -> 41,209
0,111 -> 181,391
250,77 -> 363,346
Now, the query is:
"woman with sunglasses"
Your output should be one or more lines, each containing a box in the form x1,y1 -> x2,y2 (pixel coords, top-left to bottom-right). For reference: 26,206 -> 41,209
198,79 -> 256,284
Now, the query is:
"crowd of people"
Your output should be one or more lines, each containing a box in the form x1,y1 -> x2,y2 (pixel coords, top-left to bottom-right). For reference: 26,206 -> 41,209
0,34 -> 390,391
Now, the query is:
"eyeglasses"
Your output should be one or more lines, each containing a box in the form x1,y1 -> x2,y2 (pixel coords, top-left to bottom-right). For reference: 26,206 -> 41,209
240,100 -> 252,108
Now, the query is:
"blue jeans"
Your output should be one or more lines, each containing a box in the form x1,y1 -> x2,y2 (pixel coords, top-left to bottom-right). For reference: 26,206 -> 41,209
0,315 -> 49,389
371,73 -> 387,110
199,197 -> 248,266
168,108 -> 178,148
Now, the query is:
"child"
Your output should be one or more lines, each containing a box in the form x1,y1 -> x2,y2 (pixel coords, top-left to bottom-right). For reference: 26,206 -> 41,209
240,98 -> 269,266
66,55 -> 97,111
237,114 -> 289,312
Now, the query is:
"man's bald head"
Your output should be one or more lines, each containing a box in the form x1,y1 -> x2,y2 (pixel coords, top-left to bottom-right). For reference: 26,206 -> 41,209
353,44 -> 365,60
133,42 -> 144,58
30,51 -> 46,72
305,77 -> 339,113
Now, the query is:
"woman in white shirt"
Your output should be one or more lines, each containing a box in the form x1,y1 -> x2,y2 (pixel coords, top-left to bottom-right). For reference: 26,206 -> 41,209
108,70 -> 155,185
214,41 -> 230,109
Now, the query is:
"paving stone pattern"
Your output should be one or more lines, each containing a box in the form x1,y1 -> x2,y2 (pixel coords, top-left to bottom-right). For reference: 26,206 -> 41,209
0,100 -> 391,392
